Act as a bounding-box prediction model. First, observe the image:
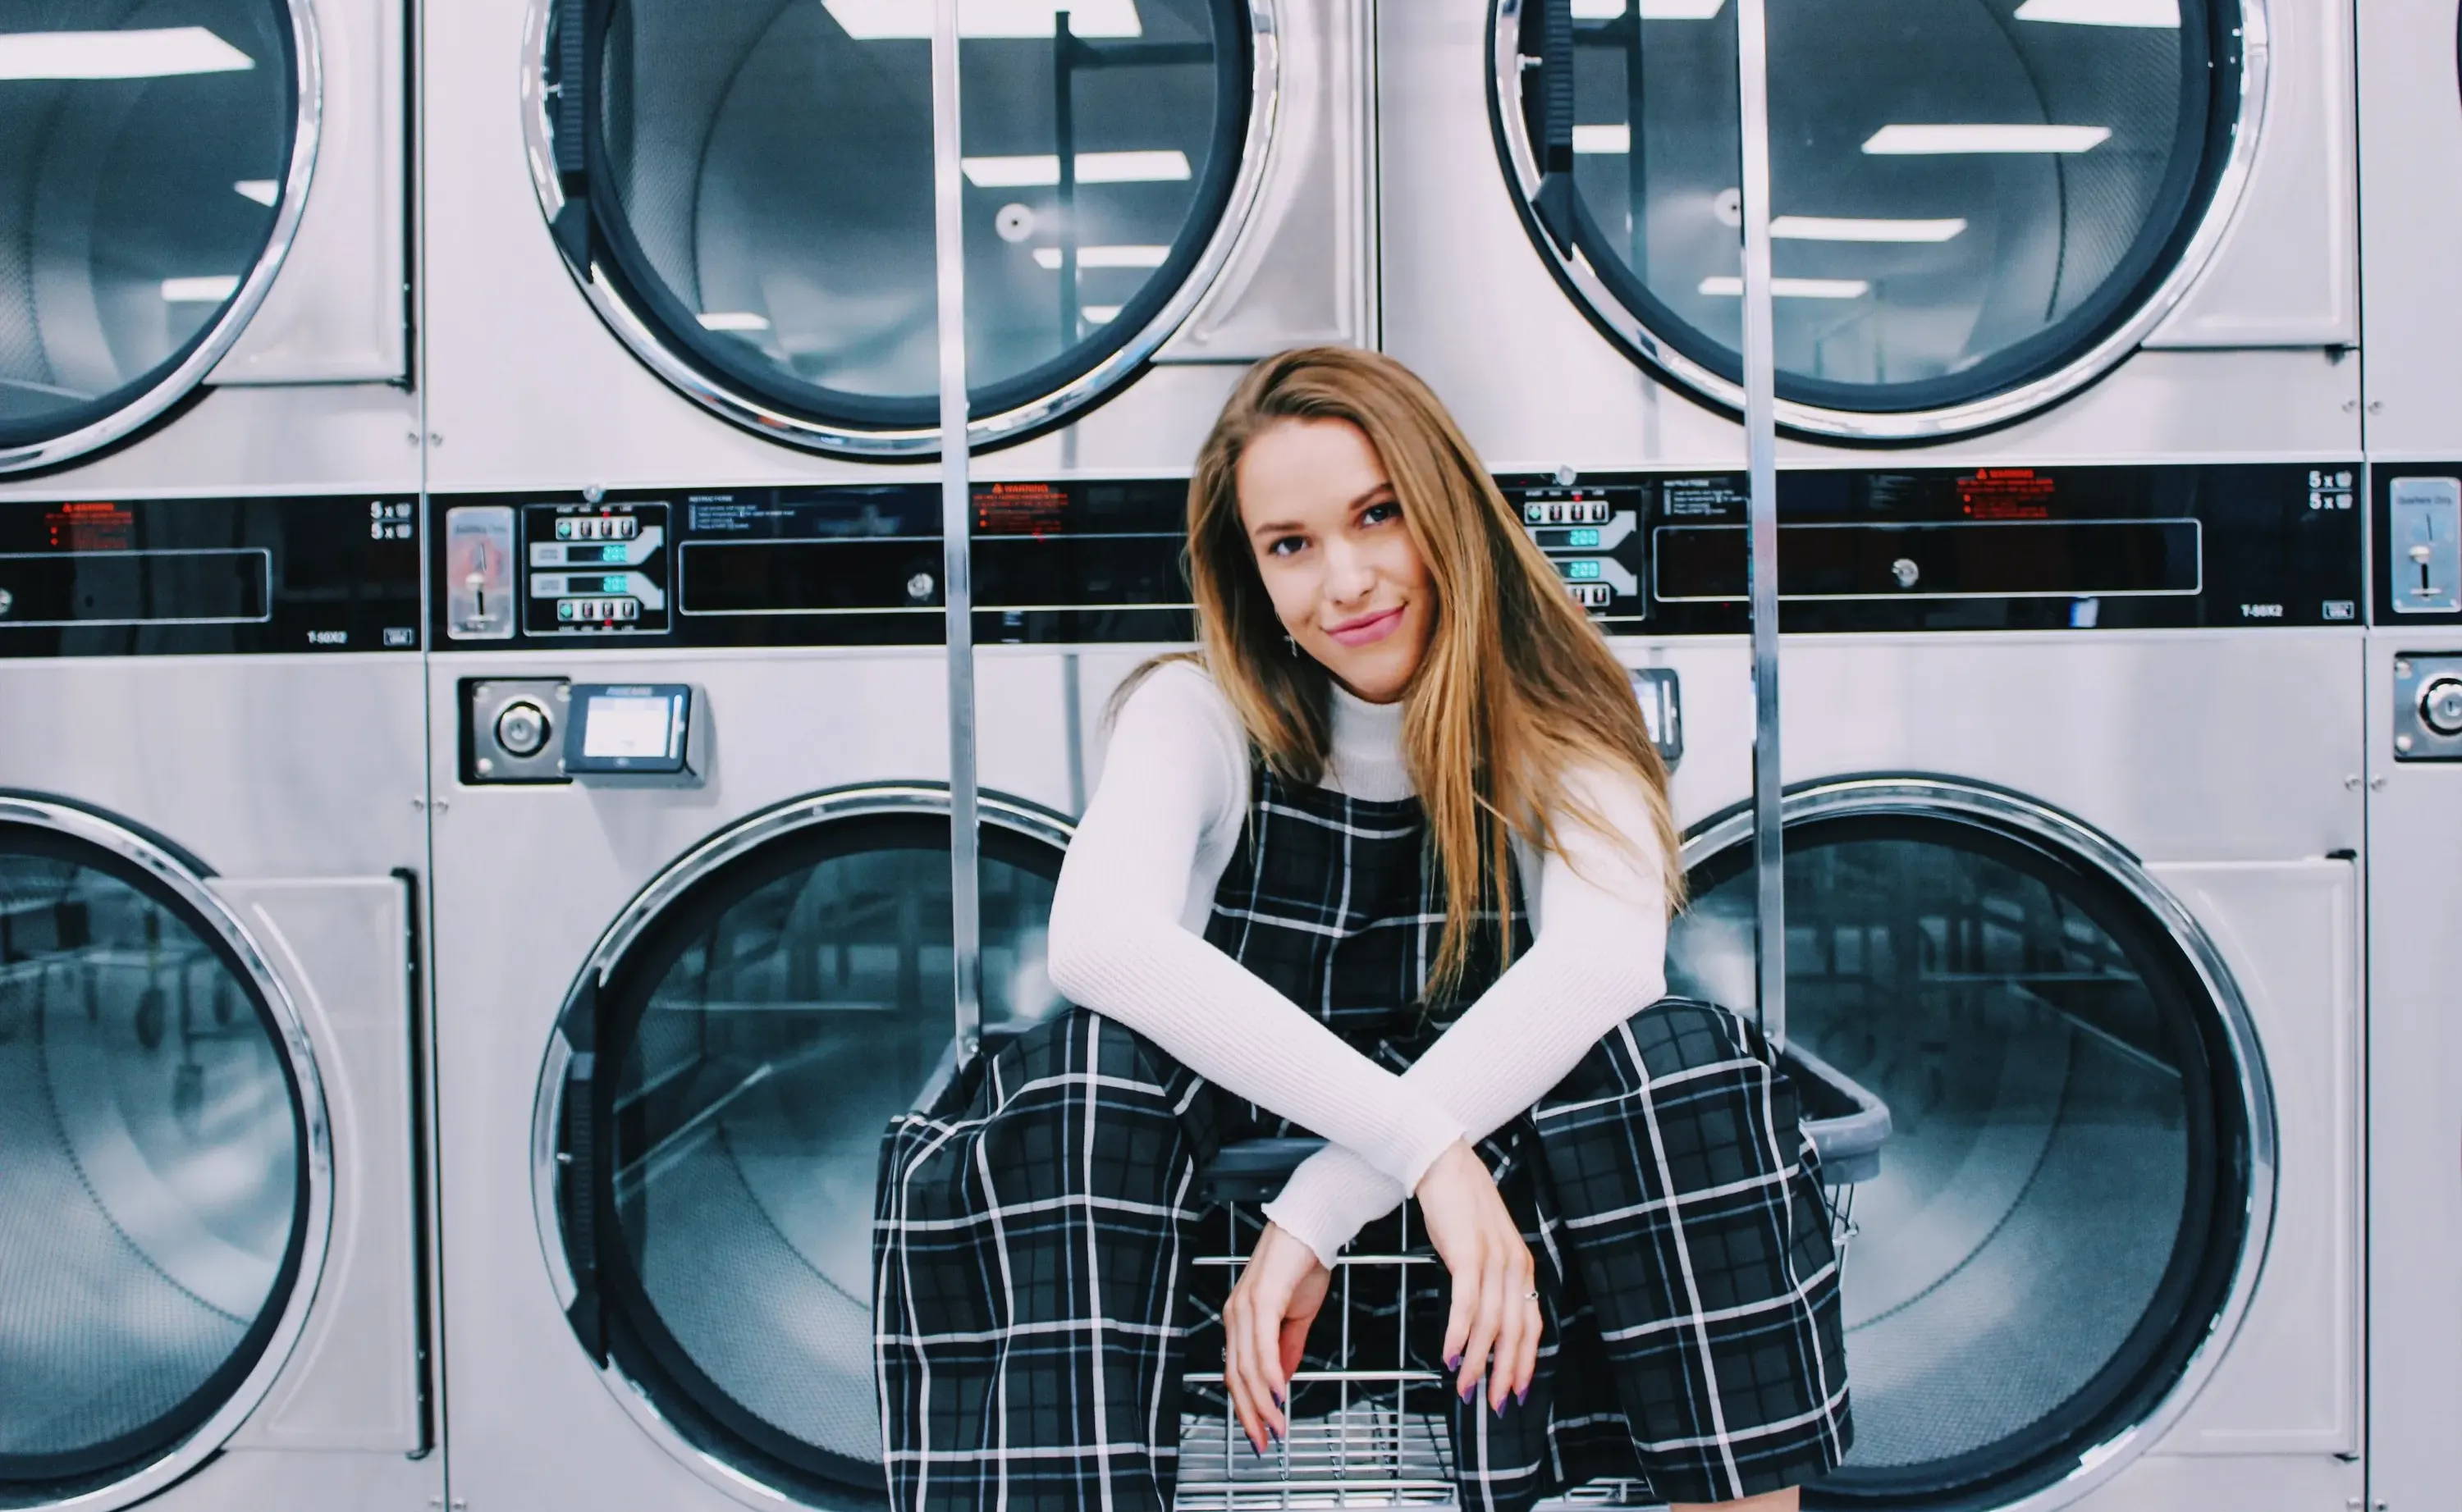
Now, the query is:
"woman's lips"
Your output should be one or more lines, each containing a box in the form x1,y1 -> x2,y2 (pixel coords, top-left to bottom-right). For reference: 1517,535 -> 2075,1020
1325,607 -> 1403,647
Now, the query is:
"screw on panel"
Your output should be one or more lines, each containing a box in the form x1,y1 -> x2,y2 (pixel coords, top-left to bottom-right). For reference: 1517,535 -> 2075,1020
432,796 -> 451,812
2370,776 -> 2387,791
2344,774 -> 2361,790
2368,401 -> 2385,415
428,432 -> 444,445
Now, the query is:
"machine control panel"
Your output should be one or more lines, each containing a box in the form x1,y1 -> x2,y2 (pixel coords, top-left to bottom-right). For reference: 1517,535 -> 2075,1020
463,678 -> 701,783
2392,655 -> 2462,762
1508,485 -> 1645,613
432,462 -> 2365,647
524,503 -> 670,634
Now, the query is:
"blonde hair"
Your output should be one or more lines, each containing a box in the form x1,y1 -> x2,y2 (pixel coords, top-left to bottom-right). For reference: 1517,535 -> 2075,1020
1120,346 -> 1684,1003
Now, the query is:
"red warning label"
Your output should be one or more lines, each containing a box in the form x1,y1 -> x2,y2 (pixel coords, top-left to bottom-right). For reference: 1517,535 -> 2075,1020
44,500 -> 133,551
1956,468 -> 2055,519
974,482 -> 1069,537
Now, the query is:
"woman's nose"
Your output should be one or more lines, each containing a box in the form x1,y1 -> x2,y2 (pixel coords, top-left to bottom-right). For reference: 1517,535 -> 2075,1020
1323,541 -> 1376,604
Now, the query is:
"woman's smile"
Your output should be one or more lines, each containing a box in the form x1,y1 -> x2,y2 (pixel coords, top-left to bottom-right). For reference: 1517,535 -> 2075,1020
1325,606 -> 1404,647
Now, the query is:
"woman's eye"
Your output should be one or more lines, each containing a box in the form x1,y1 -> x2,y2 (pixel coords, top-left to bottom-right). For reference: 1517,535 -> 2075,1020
1362,500 -> 1399,524
1266,536 -> 1306,557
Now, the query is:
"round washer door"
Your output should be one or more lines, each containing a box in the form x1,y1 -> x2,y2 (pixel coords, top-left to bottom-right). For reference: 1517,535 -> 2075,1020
0,797 -> 323,1511
1493,0 -> 2260,441
526,0 -> 1266,458
0,0 -> 313,474
538,788 -> 1071,1509
1667,779 -> 2271,1510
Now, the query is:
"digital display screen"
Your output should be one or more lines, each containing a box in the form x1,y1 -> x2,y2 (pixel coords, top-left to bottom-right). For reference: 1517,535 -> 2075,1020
1531,528 -> 1603,550
582,694 -> 675,759
586,545 -> 629,564
1559,559 -> 1603,582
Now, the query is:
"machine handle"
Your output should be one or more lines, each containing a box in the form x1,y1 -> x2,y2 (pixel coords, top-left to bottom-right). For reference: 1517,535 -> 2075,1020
556,975 -> 605,1361
549,0 -> 604,269
1532,0 -> 1578,257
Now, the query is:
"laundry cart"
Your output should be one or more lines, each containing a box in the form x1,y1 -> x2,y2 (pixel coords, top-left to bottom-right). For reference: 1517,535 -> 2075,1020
1173,1044 -> 1889,1510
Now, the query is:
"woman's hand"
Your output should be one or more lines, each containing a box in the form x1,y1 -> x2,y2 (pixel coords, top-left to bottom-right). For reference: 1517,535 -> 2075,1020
1221,1222 -> 1331,1455
1412,1139 -> 1540,1414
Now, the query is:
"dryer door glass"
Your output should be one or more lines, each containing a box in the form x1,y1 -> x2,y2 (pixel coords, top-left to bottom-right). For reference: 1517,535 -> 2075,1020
542,0 -> 1253,454
1667,806 -> 2251,1507
0,0 -> 302,468
1499,0 -> 2245,437
557,808 -> 1065,1504
0,826 -> 308,1501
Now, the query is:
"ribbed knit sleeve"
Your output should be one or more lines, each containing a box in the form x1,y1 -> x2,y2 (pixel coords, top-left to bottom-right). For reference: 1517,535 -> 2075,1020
1258,763 -> 1672,1268
1042,665 -> 1470,1197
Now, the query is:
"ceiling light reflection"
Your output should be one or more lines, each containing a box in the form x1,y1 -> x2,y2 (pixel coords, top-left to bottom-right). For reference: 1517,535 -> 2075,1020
1032,244 -> 1169,269
962,149 -> 1192,187
1862,124 -> 2111,154
0,25 -> 252,80
1698,276 -> 1871,299
822,0 -> 1142,39
1772,215 -> 1966,242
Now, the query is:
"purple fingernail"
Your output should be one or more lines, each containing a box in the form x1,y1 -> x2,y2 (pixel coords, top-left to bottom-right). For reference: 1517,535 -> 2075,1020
1270,1389 -> 1284,1409
1514,1386 -> 1528,1405
1444,1352 -> 1462,1371
1458,1382 -> 1474,1404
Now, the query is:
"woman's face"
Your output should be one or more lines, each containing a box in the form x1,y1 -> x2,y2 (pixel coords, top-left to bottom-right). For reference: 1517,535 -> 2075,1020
1235,417 -> 1435,705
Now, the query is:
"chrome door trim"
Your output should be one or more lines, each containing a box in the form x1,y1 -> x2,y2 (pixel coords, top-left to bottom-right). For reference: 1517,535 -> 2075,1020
1682,774 -> 2279,1512
530,783 -> 1073,1512
519,0 -> 1280,459
0,794 -> 335,1512
0,0 -> 324,475
1490,0 -> 2273,442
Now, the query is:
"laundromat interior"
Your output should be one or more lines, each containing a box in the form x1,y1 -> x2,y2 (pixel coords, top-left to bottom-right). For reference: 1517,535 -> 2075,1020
0,0 -> 2455,1509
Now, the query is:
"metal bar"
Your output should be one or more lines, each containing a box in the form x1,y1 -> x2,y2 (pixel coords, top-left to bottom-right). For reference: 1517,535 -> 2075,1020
931,0 -> 983,1058
1733,0 -> 1785,1049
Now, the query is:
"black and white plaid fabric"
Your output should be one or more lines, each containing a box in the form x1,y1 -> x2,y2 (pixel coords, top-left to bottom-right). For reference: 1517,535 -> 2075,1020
875,765 -> 1851,1511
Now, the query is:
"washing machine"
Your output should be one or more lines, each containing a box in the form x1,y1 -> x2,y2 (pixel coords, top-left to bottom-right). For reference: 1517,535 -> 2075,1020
0,0 -> 412,488
1526,455 -> 2364,1511
1380,0 -> 2359,471
419,0 -> 1371,494
2356,7 -> 2462,1504
0,492 -> 434,1511
423,471 -> 1217,1511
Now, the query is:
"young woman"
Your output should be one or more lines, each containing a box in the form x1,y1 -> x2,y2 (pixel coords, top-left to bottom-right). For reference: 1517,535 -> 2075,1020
875,348 -> 1849,1512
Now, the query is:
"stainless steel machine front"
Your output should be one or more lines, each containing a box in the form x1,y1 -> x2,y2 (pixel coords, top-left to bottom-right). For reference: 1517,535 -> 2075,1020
1380,0 -> 2361,471
0,0 -> 410,486
0,493 -> 432,1512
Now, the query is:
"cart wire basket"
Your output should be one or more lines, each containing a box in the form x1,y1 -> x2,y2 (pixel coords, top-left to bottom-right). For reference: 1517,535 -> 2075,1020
1171,1041 -> 1889,1510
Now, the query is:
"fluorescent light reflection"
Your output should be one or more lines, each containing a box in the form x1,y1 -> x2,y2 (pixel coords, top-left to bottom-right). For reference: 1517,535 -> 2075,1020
698,312 -> 770,331
1699,276 -> 1870,299
1082,304 -> 1122,323
1771,215 -> 1966,242
2013,0 -> 2179,25
233,179 -> 277,206
0,25 -> 253,80
1032,244 -> 1169,268
822,0 -> 1142,39
1572,124 -> 1630,155
961,149 -> 1191,187
1863,124 -> 2110,154
160,276 -> 240,304
1572,0 -> 1728,15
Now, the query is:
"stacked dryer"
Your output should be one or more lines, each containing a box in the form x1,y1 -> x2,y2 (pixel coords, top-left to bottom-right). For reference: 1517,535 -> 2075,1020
0,2 -> 435,1511
416,0 -> 1375,1506
2356,4 -> 2462,1509
1378,2 -> 2368,1509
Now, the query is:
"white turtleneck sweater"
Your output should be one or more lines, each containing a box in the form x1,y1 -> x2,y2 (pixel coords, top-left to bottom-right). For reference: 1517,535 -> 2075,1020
1042,661 -> 1671,1267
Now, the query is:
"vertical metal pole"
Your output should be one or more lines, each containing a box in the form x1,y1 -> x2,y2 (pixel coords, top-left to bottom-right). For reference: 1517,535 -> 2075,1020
1734,0 -> 1785,1050
931,0 -> 983,1057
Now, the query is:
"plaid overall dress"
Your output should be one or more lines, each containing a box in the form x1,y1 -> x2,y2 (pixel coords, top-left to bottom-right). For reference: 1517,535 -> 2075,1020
874,765 -> 1851,1511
